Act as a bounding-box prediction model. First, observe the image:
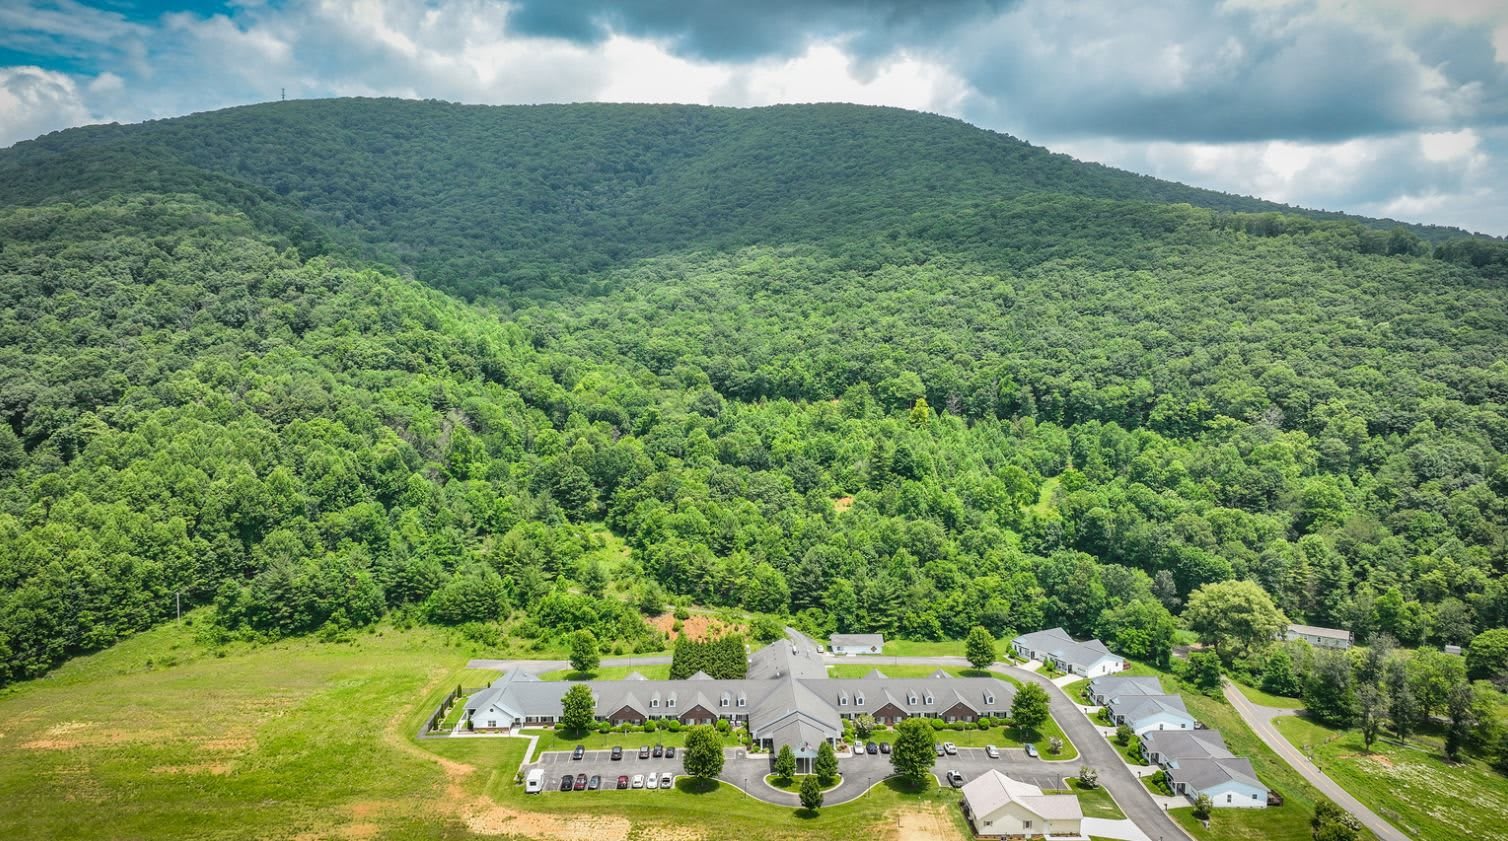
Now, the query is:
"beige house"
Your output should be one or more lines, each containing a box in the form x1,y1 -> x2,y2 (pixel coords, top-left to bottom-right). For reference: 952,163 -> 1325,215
961,770 -> 1083,838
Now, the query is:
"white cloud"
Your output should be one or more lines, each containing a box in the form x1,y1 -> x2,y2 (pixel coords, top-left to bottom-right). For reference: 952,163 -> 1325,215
0,66 -> 92,147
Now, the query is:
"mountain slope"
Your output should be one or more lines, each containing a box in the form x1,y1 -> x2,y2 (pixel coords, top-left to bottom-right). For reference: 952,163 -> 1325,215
0,99 -> 1483,299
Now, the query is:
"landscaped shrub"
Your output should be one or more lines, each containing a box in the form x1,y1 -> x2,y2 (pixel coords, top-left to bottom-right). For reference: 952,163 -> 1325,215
949,722 -> 965,730
667,720 -> 683,732
655,719 -> 671,730
642,722 -> 655,733
930,719 -> 946,730
715,719 -> 731,733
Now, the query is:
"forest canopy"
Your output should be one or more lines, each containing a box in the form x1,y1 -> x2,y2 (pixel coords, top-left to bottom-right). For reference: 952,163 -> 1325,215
0,100 -> 1504,690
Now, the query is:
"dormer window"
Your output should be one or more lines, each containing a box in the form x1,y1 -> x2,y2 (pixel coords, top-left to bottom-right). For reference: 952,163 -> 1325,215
839,691 -> 849,706
985,693 -> 995,706
855,693 -> 865,706
668,697 -> 676,708
651,698 -> 660,708
924,693 -> 934,705
720,694 -> 730,708
737,694 -> 746,708
907,693 -> 918,705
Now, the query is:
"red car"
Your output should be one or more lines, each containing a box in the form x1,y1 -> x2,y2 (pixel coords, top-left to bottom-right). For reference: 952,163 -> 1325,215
616,775 -> 630,790
573,773 -> 587,791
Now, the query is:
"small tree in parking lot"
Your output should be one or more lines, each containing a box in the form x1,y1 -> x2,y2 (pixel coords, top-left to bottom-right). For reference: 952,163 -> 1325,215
891,718 -> 937,786
1048,736 -> 1063,755
683,724 -> 724,781
1078,766 -> 1099,788
561,684 -> 595,733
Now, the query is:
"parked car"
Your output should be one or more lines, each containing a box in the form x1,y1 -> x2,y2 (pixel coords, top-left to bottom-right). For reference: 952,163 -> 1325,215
879,742 -> 892,754
573,773 -> 588,791
525,768 -> 544,794
659,772 -> 675,789
665,745 -> 676,758
985,745 -> 999,759
560,775 -> 574,792
631,773 -> 645,789
616,775 -> 629,790
935,744 -> 946,757
866,741 -> 879,754
572,745 -> 585,760
946,770 -> 965,788
587,775 -> 601,791
611,746 -> 623,760
652,744 -> 665,758
639,746 -> 651,759
942,742 -> 957,756
1024,742 -> 1038,758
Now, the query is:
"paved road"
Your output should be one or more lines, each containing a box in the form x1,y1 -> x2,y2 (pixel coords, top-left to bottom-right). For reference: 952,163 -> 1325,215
1003,665 -> 1193,841
1222,681 -> 1411,841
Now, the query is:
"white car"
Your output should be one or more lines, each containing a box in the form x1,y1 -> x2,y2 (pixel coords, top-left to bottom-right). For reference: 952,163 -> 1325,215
659,772 -> 675,789
631,774 -> 645,789
524,768 -> 544,793
943,742 -> 958,755
985,745 -> 1000,759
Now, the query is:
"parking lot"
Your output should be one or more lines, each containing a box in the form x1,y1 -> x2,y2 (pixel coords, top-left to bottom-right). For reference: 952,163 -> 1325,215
529,747 -> 684,792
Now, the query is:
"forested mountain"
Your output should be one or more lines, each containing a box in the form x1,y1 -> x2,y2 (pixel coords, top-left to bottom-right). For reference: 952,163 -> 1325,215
3,99 -> 1489,300
1,100 -> 1506,693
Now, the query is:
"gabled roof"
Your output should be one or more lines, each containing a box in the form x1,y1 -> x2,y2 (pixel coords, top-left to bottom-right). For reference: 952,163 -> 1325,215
1012,627 -> 1122,670
1141,729 -> 1232,762
686,671 -> 713,680
1087,675 -> 1162,697
747,628 -> 826,680
864,668 -> 888,679
1109,693 -> 1192,722
962,770 -> 1083,821
1167,757 -> 1264,792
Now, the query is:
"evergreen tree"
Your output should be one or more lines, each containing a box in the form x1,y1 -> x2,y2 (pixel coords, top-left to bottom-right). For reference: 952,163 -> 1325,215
814,741 -> 839,786
799,773 -> 824,812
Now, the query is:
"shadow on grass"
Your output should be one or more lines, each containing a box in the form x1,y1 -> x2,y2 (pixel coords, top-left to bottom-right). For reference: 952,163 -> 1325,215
794,807 -> 822,820
958,668 -> 992,678
881,777 -> 933,796
561,671 -> 595,681
676,777 -> 720,795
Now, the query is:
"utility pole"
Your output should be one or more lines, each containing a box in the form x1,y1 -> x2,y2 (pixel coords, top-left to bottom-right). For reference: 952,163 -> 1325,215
281,87 -> 286,102
176,591 -> 182,622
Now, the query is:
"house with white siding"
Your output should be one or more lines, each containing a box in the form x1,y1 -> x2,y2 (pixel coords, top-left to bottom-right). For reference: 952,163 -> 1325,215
961,769 -> 1084,838
1010,627 -> 1125,677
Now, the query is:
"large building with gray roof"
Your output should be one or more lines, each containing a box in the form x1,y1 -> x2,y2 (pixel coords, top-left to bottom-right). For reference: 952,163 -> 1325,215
464,629 -> 1015,769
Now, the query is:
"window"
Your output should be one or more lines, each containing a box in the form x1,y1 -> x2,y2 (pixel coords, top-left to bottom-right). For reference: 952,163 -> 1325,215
839,693 -> 849,706
907,693 -> 917,705
855,693 -> 864,706
924,693 -> 933,705
651,698 -> 660,708
487,720 -> 496,728
720,695 -> 729,707
985,693 -> 995,705
668,697 -> 676,708
737,695 -> 746,708
1023,821 -> 1032,830
1226,795 -> 1232,803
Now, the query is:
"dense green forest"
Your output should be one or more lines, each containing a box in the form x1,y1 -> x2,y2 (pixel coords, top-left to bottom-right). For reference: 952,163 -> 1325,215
1,101 -> 1506,706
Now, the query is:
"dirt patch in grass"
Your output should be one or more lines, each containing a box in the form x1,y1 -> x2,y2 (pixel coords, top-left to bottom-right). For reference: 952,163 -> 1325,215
151,763 -> 233,775
833,496 -> 854,513
463,801 -> 632,840
885,805 -> 957,841
646,613 -> 741,642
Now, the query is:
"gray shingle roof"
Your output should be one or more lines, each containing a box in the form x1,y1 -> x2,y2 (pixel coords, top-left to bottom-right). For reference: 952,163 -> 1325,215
1167,756 -> 1263,792
830,633 -> 884,648
1141,729 -> 1232,762
1012,627 -> 1122,670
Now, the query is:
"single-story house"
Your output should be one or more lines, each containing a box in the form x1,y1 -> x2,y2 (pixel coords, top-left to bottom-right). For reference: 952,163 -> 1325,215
1165,756 -> 1269,808
1107,693 -> 1196,736
1086,675 -> 1163,706
1284,624 -> 1352,650
1444,644 -> 1463,656
464,628 -> 1013,769
962,769 -> 1083,838
1139,729 -> 1232,767
1011,627 -> 1125,677
830,633 -> 885,655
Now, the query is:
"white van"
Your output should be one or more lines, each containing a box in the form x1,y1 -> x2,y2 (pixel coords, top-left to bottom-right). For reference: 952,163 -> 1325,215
525,768 -> 544,794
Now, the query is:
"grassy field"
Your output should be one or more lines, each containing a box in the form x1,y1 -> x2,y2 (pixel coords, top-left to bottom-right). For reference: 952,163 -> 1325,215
536,664 -> 672,681
1274,715 -> 1508,841
1068,778 -> 1125,819
0,617 -> 977,840
764,773 -> 843,792
1230,680 -> 1302,709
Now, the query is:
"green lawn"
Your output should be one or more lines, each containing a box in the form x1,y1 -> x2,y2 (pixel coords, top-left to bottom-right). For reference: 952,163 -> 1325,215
1274,715 -> 1508,841
537,663 -> 672,681
765,773 -> 843,792
1069,778 -> 1125,819
1231,680 -> 1302,709
0,619 -> 977,841
1060,677 -> 1089,703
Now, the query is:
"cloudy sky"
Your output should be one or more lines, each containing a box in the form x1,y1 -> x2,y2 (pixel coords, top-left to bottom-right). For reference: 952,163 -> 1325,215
3,0 -> 1507,235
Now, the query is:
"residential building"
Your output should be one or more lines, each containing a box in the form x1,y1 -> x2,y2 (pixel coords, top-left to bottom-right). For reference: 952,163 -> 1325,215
1085,675 -> 1162,706
1010,628 -> 1125,677
961,769 -> 1084,838
829,633 -> 885,655
1106,692 -> 1196,736
1164,756 -> 1269,808
1284,624 -> 1352,650
464,629 -> 1014,770
1139,729 -> 1232,766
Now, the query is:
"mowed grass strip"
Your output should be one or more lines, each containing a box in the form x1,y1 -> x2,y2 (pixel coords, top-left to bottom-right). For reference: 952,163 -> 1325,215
1274,715 -> 1508,841
536,664 -> 672,681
